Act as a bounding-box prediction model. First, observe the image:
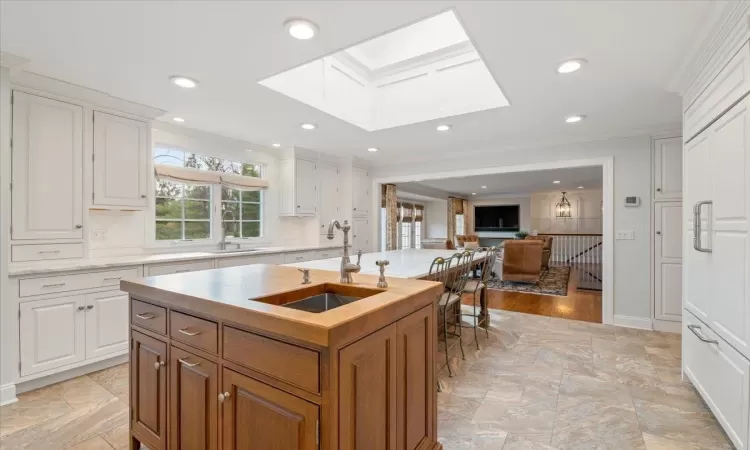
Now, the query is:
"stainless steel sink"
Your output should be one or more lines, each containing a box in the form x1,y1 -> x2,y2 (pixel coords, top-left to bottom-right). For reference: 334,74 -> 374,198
282,293 -> 363,313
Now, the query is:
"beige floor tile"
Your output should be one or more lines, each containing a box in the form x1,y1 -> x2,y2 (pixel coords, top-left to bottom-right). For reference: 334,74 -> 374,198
0,387 -> 72,438
437,392 -> 483,419
502,433 -> 557,449
100,423 -> 129,450
88,365 -> 128,400
634,399 -> 733,450
51,376 -> 116,410
67,435 -> 114,450
642,432 -> 711,450
473,394 -> 558,435
552,394 -> 644,449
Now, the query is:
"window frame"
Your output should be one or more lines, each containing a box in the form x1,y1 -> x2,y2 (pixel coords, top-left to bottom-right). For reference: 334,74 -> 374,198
149,144 -> 267,247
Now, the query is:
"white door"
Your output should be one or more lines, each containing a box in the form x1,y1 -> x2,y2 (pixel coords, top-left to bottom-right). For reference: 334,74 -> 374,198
93,111 -> 149,208
684,131 -> 712,323
295,159 -> 317,215
353,167 -> 369,216
352,217 -> 369,253
11,91 -> 83,240
85,291 -> 129,359
20,295 -> 86,376
654,137 -> 683,200
318,163 -> 340,234
654,202 -> 683,322
706,98 -> 750,359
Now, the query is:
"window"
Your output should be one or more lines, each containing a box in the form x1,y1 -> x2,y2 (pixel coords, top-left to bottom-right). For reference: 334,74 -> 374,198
153,146 -> 264,241
414,221 -> 422,249
400,222 -> 412,249
456,214 -> 465,235
155,181 -> 211,240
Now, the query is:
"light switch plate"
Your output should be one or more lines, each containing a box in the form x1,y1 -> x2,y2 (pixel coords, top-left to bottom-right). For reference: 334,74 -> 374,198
615,230 -> 635,240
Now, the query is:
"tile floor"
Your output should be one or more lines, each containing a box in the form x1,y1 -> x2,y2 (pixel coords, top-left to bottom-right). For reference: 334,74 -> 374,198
0,309 -> 733,449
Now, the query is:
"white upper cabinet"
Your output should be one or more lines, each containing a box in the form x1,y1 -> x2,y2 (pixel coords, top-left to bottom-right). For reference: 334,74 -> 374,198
318,162 -> 340,234
279,158 -> 318,216
11,91 -> 83,240
352,167 -> 370,217
93,111 -> 149,208
653,137 -> 682,200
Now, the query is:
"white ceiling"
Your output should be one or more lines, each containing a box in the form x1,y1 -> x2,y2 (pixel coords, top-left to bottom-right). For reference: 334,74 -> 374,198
399,166 -> 603,197
1,1 -> 711,165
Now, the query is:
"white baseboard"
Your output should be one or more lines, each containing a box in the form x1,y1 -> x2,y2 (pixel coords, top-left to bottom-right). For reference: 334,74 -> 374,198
0,383 -> 17,406
16,354 -> 127,395
653,319 -> 682,334
613,315 -> 653,330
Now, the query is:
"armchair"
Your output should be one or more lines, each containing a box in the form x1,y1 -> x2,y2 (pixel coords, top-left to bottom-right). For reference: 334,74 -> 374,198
502,240 -> 544,283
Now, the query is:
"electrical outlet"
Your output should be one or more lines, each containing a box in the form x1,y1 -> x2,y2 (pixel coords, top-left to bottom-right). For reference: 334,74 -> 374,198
94,229 -> 107,242
615,230 -> 634,240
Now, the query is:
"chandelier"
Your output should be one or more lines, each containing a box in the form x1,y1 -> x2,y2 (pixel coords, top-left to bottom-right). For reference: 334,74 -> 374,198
555,191 -> 572,218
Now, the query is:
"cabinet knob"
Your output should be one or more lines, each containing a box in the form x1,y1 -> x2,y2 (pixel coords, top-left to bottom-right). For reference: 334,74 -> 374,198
353,208 -> 357,211
77,305 -> 85,311
297,205 -> 301,208
86,304 -> 94,310
75,224 -> 83,229
656,188 -> 662,192
141,194 -> 147,199
218,392 -> 231,402
154,361 -> 165,370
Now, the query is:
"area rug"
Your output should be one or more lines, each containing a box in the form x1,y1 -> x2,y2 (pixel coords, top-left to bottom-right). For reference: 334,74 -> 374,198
487,266 -> 570,296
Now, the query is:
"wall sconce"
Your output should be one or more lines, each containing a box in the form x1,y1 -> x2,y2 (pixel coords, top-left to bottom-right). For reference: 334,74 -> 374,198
556,191 -> 572,218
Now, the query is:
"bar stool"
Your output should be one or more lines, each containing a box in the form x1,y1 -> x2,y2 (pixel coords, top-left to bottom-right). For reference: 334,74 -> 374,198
429,254 -> 462,378
461,246 -> 499,349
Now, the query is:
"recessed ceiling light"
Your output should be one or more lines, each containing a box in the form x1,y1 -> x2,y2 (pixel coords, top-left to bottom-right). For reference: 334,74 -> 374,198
170,76 -> 198,88
436,124 -> 452,132
553,180 -> 561,184
481,185 -> 487,189
300,123 -> 317,130
272,143 -> 281,148
565,115 -> 585,123
173,117 -> 185,123
557,59 -> 586,74
285,19 -> 318,40
578,186 -> 584,189
471,192 -> 476,195
246,149 -> 253,152
367,147 -> 379,152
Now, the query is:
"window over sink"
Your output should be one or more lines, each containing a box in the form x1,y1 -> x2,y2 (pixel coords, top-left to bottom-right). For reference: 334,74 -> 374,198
153,146 -> 264,242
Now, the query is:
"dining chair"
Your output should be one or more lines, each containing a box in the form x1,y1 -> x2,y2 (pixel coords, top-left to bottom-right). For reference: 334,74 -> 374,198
461,246 -> 498,349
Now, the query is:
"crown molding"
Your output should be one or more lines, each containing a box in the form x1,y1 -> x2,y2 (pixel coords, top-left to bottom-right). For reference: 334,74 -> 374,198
668,1 -> 749,105
0,52 -> 29,74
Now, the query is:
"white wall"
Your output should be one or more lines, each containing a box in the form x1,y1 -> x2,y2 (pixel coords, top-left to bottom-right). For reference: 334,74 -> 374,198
88,124 -> 320,256
0,67 -> 15,402
424,199 -> 448,239
531,189 -> 603,234
469,196 -> 532,236
372,135 -> 655,320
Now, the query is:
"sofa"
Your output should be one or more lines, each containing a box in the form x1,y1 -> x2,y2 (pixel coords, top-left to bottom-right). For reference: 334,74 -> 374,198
502,240 -> 544,283
524,235 -> 553,270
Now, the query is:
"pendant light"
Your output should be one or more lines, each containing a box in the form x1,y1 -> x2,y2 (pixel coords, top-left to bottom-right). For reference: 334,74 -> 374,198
556,191 -> 572,218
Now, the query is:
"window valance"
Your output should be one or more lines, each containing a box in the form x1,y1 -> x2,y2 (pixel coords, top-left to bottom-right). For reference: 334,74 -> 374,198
414,204 -> 424,222
154,164 -> 268,191
401,203 -> 414,223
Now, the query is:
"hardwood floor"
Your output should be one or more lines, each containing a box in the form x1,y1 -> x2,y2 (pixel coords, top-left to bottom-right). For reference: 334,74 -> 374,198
463,267 -> 603,323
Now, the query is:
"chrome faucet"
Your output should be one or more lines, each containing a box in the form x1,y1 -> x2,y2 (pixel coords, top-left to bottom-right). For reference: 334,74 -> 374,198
220,210 -> 238,251
327,220 -> 362,283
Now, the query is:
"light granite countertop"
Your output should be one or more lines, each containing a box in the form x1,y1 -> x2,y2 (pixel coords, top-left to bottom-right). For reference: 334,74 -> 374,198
9,244 -> 345,277
285,248 -> 488,279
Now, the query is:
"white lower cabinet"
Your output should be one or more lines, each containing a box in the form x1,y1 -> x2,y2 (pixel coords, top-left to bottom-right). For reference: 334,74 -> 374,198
85,291 -> 129,359
20,295 -> 86,377
684,311 -> 749,449
217,253 -> 284,268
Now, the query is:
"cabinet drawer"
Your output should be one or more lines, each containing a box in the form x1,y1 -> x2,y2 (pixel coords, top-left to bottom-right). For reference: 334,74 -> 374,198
11,243 -> 84,262
685,41 -> 750,141
315,248 -> 343,260
216,253 -> 284,269
684,311 -> 749,449
283,251 -> 318,264
19,268 -> 138,298
146,260 -> 214,276
223,326 -> 319,393
131,299 -> 167,335
170,310 -> 218,354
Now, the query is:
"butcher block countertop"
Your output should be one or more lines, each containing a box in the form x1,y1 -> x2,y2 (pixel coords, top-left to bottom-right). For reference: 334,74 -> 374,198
120,264 -> 442,347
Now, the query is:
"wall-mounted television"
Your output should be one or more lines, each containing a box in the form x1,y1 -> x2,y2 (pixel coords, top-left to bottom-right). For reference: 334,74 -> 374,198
474,205 -> 520,232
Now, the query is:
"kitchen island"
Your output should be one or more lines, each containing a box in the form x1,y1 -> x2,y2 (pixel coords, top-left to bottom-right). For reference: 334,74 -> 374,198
121,264 -> 443,450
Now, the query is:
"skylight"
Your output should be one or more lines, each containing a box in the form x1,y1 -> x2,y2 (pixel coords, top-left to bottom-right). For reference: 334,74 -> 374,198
259,10 -> 509,131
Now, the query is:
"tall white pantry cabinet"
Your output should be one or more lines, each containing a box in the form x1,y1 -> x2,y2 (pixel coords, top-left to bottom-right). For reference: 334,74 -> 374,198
681,23 -> 750,450
9,86 -> 155,382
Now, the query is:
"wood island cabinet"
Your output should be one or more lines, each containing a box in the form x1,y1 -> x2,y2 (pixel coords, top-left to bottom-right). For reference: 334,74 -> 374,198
124,265 -> 443,450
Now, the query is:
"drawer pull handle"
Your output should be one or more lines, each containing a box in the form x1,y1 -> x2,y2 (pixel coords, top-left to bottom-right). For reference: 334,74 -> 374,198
42,282 -> 66,288
178,358 -> 200,368
218,391 -> 231,402
154,361 -> 165,370
687,324 -> 718,344
103,277 -> 122,281
136,313 -> 155,320
175,269 -> 191,273
178,328 -> 201,337
37,250 -> 61,254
